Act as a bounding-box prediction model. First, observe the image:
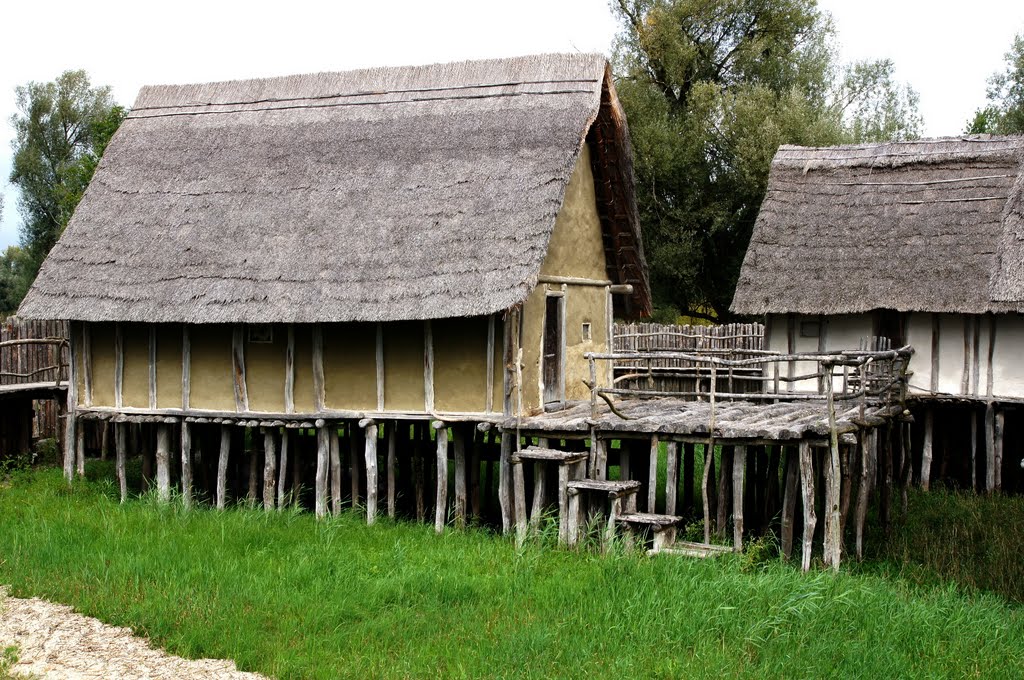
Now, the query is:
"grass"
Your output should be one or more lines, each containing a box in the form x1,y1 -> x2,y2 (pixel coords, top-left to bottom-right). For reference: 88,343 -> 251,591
1,466 -> 1022,678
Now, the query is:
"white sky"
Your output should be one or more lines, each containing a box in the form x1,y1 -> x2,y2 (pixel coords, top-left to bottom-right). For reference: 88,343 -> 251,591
0,0 -> 1021,249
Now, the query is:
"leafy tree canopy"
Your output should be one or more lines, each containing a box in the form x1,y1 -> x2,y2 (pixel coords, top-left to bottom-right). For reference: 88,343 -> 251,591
8,69 -> 126,311
612,0 -> 922,322
967,33 -> 1024,135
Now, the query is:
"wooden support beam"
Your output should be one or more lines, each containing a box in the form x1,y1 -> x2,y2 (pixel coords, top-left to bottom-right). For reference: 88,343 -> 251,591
76,421 -> 86,477
365,422 -> 379,524
232,325 -> 249,412
350,425 -> 363,508
247,446 -> 259,504
591,433 -> 608,481
115,422 -> 127,503
702,440 -> 714,544
182,326 -> 191,410
798,440 -> 816,572
682,443 -> 694,512
995,408 -> 1004,492
114,323 -> 124,410
330,426 -> 342,515
375,324 -> 385,412
921,408 -> 934,491
716,445 -> 732,538
312,326 -> 326,412
277,430 -> 289,508
647,435 -> 659,513
148,325 -> 157,410
63,325 -> 78,483
619,441 -> 631,481
217,425 -> 231,510
263,429 -> 277,510
824,371 -> 842,570
513,454 -> 527,545
181,421 -> 193,508
930,313 -> 940,394
156,423 -> 171,503
434,422 -> 448,533
485,315 -> 495,413
387,421 -> 397,519
454,426 -> 468,529
469,429 -> 482,518
315,423 -> 329,518
985,402 -> 996,493
665,441 -> 678,516
284,325 -> 295,415
82,322 -> 93,407
100,420 -> 110,462
499,432 -> 512,533
900,421 -> 913,514
424,321 -> 435,412
733,445 -> 746,552
855,430 -> 876,561
971,410 -> 978,492
781,447 -> 798,560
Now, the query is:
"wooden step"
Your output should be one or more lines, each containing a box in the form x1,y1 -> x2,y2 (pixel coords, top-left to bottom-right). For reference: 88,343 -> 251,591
616,512 -> 683,530
512,446 -> 588,464
566,479 -> 641,496
653,541 -> 734,559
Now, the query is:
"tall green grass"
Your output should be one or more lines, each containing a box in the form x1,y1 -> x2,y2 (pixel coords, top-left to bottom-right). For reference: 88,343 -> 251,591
0,466 -> 1021,678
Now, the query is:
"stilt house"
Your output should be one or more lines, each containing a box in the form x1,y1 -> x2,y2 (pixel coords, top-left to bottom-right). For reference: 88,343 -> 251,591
18,54 -> 650,519
20,53 -> 648,423
731,135 -> 1024,491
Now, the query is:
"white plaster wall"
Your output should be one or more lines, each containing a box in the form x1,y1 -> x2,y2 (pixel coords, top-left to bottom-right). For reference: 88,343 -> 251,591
992,315 -> 1024,398
937,314 -> 966,396
905,313 -> 932,396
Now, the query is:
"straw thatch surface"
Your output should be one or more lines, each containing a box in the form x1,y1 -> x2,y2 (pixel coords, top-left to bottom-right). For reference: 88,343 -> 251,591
20,54 -> 649,323
731,135 -> 1024,315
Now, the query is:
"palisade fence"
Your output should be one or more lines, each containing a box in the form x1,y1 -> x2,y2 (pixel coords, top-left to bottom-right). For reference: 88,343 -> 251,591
611,322 -> 765,396
1,317 -> 69,440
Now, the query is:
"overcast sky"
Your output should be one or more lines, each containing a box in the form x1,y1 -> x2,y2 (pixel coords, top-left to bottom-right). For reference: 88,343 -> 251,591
1,0 -> 1021,249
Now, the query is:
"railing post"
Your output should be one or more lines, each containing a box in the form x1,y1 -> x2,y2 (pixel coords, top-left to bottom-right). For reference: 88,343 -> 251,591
589,355 -> 598,420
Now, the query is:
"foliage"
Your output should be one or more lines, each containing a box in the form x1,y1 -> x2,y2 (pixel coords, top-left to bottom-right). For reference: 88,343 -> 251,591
0,245 -> 32,315
967,33 -> 1024,134
865,487 -> 1024,603
1,467 -> 1022,678
611,0 -> 922,321
8,70 -> 125,309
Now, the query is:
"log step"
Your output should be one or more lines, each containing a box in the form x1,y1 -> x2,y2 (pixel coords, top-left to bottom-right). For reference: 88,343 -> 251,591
567,479 -> 641,496
616,512 -> 683,530
652,541 -> 733,559
512,446 -> 589,464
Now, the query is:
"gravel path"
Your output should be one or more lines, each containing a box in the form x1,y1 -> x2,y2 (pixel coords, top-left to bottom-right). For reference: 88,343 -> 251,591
0,589 -> 266,679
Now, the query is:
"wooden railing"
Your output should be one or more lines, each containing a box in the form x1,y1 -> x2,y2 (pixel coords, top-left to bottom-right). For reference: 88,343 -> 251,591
586,345 -> 914,419
0,337 -> 69,387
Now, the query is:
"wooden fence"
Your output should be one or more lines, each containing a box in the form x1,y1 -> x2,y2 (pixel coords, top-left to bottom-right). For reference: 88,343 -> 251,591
612,322 -> 765,395
1,317 -> 69,440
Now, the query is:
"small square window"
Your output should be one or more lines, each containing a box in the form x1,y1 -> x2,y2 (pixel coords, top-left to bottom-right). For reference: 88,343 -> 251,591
581,323 -> 592,342
248,324 -> 273,344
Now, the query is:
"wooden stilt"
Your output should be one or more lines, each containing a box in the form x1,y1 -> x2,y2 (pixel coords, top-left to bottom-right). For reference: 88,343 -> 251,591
247,442 -> 259,505
100,420 -> 110,461
823,439 -> 841,570
291,435 -> 303,506
350,425 -> 363,508
798,440 -> 816,572
855,430 -> 877,561
469,429 -> 481,519
329,427 -> 342,515
733,445 -> 746,552
591,433 -> 608,480
985,402 -> 996,492
994,408 -> 1004,492
76,422 -> 86,478
217,425 -> 230,510
156,424 -> 171,503
619,441 -> 631,481
922,408 -> 934,491
781,446 -> 798,560
840,440 -> 856,537
315,424 -> 329,518
387,422 -> 397,519
530,461 -> 546,532
454,426 -> 467,528
414,424 -> 426,521
900,420 -> 912,515
364,422 -> 379,525
434,422 -> 448,533
880,424 -> 893,530
702,440 -> 714,544
277,430 -> 289,509
181,422 -> 193,509
971,410 -> 978,492
566,487 -> 581,547
513,457 -> 527,544
665,441 -> 678,516
115,422 -> 127,503
647,435 -> 659,513
716,445 -> 733,538
263,429 -> 276,510
499,432 -> 512,533
682,442 -> 694,512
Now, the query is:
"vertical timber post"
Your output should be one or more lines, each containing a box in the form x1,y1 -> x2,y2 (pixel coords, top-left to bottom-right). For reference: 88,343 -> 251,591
433,421 -> 448,533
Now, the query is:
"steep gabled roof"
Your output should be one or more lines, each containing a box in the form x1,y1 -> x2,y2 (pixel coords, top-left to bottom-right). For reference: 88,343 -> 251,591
731,135 -> 1024,316
20,53 -> 650,323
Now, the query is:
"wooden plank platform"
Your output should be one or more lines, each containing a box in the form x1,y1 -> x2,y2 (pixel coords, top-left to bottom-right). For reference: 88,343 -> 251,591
0,381 -> 67,400
567,479 -> 641,495
505,397 -> 902,440
512,446 -> 588,463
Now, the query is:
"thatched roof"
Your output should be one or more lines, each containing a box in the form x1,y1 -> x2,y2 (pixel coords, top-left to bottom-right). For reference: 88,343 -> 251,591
731,135 -> 1024,316
20,54 -> 650,323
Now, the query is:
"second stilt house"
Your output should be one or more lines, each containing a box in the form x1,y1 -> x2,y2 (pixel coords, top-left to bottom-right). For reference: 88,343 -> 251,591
18,54 -> 651,504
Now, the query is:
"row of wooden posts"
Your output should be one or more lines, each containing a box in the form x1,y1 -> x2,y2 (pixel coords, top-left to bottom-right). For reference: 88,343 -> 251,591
67,413 -> 917,569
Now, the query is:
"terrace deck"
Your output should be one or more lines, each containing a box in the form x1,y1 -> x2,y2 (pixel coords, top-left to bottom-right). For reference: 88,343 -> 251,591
505,397 -> 903,442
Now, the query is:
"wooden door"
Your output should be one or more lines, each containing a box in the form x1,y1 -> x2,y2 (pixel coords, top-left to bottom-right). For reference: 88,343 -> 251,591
542,295 -> 564,406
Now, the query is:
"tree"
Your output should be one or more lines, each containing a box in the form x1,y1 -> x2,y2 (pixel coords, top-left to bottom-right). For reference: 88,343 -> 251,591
8,70 -> 126,308
612,0 -> 921,321
967,34 -> 1024,134
0,246 -> 31,316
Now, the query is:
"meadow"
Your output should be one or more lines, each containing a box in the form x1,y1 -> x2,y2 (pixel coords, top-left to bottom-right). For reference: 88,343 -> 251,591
0,464 -> 1021,679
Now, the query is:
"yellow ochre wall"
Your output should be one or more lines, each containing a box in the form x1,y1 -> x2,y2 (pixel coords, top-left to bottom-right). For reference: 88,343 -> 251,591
520,143 -> 609,414
121,323 -> 149,408
324,322 -> 377,411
